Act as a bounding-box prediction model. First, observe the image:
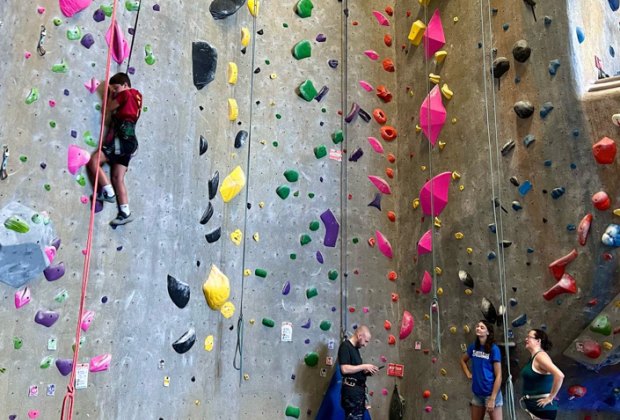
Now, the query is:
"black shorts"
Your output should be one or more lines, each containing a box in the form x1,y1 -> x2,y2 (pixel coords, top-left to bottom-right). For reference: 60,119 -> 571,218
102,121 -> 138,167
521,399 -> 558,419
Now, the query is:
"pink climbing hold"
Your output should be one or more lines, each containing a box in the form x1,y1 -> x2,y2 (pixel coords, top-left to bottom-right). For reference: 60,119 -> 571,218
399,310 -> 414,339
420,85 -> 447,146
84,77 -> 100,93
372,10 -> 390,26
417,229 -> 432,255
44,245 -> 57,263
367,137 -> 384,154
375,230 -> 393,259
14,287 -> 31,309
105,21 -> 130,64
67,145 -> 91,175
421,271 -> 432,294
28,410 -> 40,419
37,6 -> 46,14
359,80 -> 374,92
59,0 -> 92,17
419,172 -> 452,217
89,353 -> 112,372
423,9 -> 445,58
364,50 -> 380,60
81,310 -> 95,332
368,175 -> 392,194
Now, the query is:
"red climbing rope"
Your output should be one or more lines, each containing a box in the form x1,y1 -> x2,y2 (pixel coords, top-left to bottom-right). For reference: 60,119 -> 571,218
60,1 -> 119,419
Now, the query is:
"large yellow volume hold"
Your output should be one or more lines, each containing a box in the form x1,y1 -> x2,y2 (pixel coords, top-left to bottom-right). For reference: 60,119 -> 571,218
241,27 -> 251,47
408,20 -> 426,45
220,166 -> 246,203
227,62 -> 238,84
434,50 -> 448,63
228,98 -> 238,120
248,0 -> 259,16
203,265 -> 230,310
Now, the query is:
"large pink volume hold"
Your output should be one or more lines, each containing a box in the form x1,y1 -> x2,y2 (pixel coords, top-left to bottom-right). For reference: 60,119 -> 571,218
417,229 -> 432,255
59,0 -> 92,17
419,172 -> 452,216
399,310 -> 414,340
106,21 -> 130,64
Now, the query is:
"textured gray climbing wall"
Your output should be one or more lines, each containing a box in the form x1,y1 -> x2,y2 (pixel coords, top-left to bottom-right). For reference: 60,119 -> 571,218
0,1 -> 619,419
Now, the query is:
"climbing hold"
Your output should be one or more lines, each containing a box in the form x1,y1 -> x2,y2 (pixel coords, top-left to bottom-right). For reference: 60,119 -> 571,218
420,85 -> 446,145
590,315 -> 612,336
408,20 -> 426,45
543,273 -> 577,300
481,297 -> 498,324
220,301 -> 235,318
192,42 -> 217,90
66,26 -> 82,41
240,27 -> 251,47
204,335 -> 214,352
304,352 -> 319,366
375,230 -> 393,259
359,80 -> 374,92
314,145 -> 327,159
230,229 -> 242,245
209,171 -> 219,200
364,50 -> 380,60
548,249 -> 578,279
67,145 -> 90,175
14,287 -> 31,308
581,340 -> 602,359
602,224 -> 620,247
423,10 -> 445,58
577,214 -> 592,246
368,176 -> 392,194
592,191 -> 611,210
592,137 -> 617,164
512,40 -> 531,63
567,385 -> 587,399
81,33 -> 94,49
234,130 -> 248,149
293,40 -> 312,60
298,80 -> 318,101
52,59 -> 69,73
320,320 -> 332,331
25,88 -> 39,104
349,148 -> 363,162
384,34 -> 392,47
382,58 -> 395,72
368,137 -> 384,154
34,310 -> 60,327
225,63 -> 238,85
276,185 -> 291,199
459,270 -> 474,288
419,172 -> 452,216
228,98 -> 239,120
373,109 -> 387,124
368,193 -> 382,210
283,170 -> 299,183
380,126 -> 397,141
285,405 -> 301,418
247,0 -> 259,16
440,84 -> 453,100
300,234 -> 311,246
539,102 -> 554,118
417,230 -> 432,255
332,130 -> 344,144
514,101 -> 534,118
172,328 -> 196,354
434,50 -> 447,63
167,274 -> 190,309
399,311 -> 414,339
511,313 -> 527,327
421,271 -> 432,294
60,0 -> 93,17
429,73 -> 441,84
492,57 -> 510,79
203,265 -> 230,310
320,209 -> 340,247
376,85 -> 393,103
205,227 -> 221,243
328,270 -> 338,281
296,0 -> 314,18
219,166 -> 245,202
576,27 -> 585,43
551,187 -> 566,199
373,10 -> 390,26
548,59 -> 561,76
306,287 -> 318,299
209,0 -> 245,19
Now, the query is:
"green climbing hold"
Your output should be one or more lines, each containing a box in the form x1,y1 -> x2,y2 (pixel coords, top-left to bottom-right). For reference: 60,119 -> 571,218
13,337 -> 23,350
40,356 -> 54,369
53,18 -> 62,26
54,289 -> 69,303
290,253 -> 297,260
306,287 -> 318,299
262,318 -> 275,328
298,80 -> 317,101
309,220 -> 320,231
19,155 -> 27,163
76,174 -> 86,186
4,216 -> 30,233
25,88 -> 39,104
276,185 -> 291,199
590,315 -> 612,336
72,336 -> 86,353
304,351 -> 319,367
314,145 -> 327,159
321,108 -> 327,113
276,113 -> 282,119
308,193 -> 315,198
49,121 -> 56,128
255,268 -> 268,278
95,104 -> 101,111
100,4 -> 113,17
272,141 -> 279,147
283,23 -> 289,28
293,40 -> 312,60
285,405 -> 301,418
145,44 -> 156,65
328,270 -> 338,281
293,191 -> 299,197
296,0 -> 314,18
300,234 -> 312,246
284,169 -> 299,183
44,184 -> 51,191
352,237 -> 359,244
66,26 -> 81,41
125,0 -> 140,11
320,320 -> 332,331
332,130 -> 344,144
52,59 -> 69,73
84,131 -> 97,147
31,214 -> 41,224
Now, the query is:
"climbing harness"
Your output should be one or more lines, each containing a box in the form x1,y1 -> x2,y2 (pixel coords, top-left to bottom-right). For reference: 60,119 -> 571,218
37,25 -> 46,56
479,0 -> 517,417
60,2 -> 120,419
518,394 -> 551,419
1,145 -> 8,180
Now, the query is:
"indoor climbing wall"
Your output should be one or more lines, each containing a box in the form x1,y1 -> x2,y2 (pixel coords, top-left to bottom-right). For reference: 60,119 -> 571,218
0,1 -> 619,420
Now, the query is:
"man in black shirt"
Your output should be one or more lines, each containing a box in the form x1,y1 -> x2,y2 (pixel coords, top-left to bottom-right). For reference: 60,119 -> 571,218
337,325 -> 378,420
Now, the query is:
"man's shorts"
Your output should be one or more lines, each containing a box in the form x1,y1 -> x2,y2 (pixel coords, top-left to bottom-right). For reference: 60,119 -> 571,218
471,390 -> 503,407
102,121 -> 138,167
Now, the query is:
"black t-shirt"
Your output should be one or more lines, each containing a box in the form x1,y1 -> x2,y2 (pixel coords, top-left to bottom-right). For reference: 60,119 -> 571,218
338,339 -> 366,389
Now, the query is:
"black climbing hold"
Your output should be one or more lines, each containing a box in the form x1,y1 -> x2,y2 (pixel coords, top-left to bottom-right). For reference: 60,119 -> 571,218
241,47 -> 247,55
514,101 -> 534,119
539,102 -> 554,118
234,130 -> 248,149
509,176 -> 520,186
491,57 -> 510,79
205,227 -> 221,243
358,107 -> 371,123
349,148 -> 363,162
254,67 -> 261,74
192,42 -> 218,90
200,202 -> 214,225
501,139 -> 515,156
502,240 -> 512,248
481,297 -> 498,324
172,328 -> 196,354
459,270 -> 474,288
257,29 -> 264,35
550,187 -> 565,199
209,0 -> 245,20
315,86 -> 329,102
328,59 -> 339,69
488,223 -> 497,233
167,274 -> 190,309
199,135 -> 208,156
523,134 -> 536,148
208,171 -> 219,200
512,40 -> 531,63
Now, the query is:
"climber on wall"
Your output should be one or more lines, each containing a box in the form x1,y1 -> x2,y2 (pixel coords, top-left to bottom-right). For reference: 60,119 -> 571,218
87,72 -> 143,226
338,325 -> 379,420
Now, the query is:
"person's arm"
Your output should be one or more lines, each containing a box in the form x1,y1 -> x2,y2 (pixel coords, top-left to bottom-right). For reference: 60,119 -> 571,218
535,353 -> 565,407
486,361 -> 502,412
340,363 -> 378,375
460,353 -> 472,379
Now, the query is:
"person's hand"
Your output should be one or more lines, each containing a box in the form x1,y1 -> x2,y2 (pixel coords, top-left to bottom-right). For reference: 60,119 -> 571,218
465,372 -> 472,380
486,397 -> 495,413
537,396 -> 554,407
364,364 -> 379,375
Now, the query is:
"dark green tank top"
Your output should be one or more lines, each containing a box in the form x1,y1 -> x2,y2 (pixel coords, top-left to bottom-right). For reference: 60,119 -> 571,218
521,351 -> 554,395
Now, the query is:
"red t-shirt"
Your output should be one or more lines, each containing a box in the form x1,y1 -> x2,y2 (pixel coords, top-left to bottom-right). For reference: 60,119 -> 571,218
113,88 -> 142,123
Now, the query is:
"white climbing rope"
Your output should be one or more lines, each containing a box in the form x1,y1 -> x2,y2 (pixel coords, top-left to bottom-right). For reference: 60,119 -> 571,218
479,0 -> 517,417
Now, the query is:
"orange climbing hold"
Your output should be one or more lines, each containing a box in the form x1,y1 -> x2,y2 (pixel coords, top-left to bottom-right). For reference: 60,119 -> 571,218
381,126 -> 398,141
387,211 -> 396,222
386,153 -> 396,163
592,191 -> 611,210
423,390 -> 431,399
382,58 -> 395,72
386,167 -> 394,179
373,108 -> 387,124
384,34 -> 393,47
376,85 -> 393,103
388,271 -> 398,281
385,6 -> 393,16
592,136 -> 616,164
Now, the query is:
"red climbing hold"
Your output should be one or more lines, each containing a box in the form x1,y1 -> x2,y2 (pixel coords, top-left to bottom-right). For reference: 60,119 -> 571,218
382,58 -> 395,72
376,85 -> 393,103
388,334 -> 396,345
386,153 -> 396,163
423,390 -> 431,399
373,108 -> 387,124
543,273 -> 577,301
567,385 -> 587,399
386,168 -> 394,179
548,249 -> 578,280
384,34 -> 393,47
391,293 -> 399,302
592,191 -> 611,210
577,213 -> 592,246
384,320 -> 392,330
368,237 -> 376,247
388,271 -> 398,281
385,6 -> 394,16
387,210 -> 396,221
381,126 -> 398,141
581,340 -> 601,359
592,136 -> 617,164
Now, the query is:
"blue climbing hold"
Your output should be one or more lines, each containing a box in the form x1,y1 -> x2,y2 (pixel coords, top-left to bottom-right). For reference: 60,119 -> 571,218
519,180 -> 532,196
544,160 -> 552,167
576,27 -> 585,44
550,187 -> 565,199
523,134 -> 536,148
539,102 -> 554,118
567,224 -> 576,231
548,59 -> 561,76
488,252 -> 497,260
610,46 -> 615,58
609,0 -> 619,12
488,224 -> 497,233
544,16 -> 552,25
511,313 -> 527,328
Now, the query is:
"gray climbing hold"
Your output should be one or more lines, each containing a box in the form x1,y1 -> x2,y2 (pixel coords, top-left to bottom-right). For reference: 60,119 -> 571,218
512,40 -> 531,63
172,328 -> 196,354
523,134 -> 536,148
167,275 -> 190,309
514,101 -> 534,118
511,313 -> 527,327
209,0 -> 245,20
501,140 -> 515,156
481,297 -> 497,324
192,42 -> 218,90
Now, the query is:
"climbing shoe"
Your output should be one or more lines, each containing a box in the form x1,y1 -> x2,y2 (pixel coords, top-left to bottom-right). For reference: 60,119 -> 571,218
96,191 -> 116,203
110,211 -> 133,226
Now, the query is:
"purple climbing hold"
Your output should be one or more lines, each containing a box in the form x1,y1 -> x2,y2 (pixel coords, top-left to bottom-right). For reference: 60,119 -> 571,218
10,415 -> 17,420
316,251 -> 324,264
328,59 -> 338,69
344,103 -> 360,123
44,262 -> 65,281
301,319 -> 311,329
315,86 -> 329,102
348,148 -> 363,162
64,89 -> 70,96
93,8 -> 105,22
128,27 -> 135,35
320,209 -> 340,248
81,33 -> 94,48
153,4 -> 161,11
51,237 -> 61,249
368,193 -> 382,210
316,33 -> 326,42
35,310 -> 60,327
56,359 -> 73,376
94,199 -> 103,213
282,281 -> 291,295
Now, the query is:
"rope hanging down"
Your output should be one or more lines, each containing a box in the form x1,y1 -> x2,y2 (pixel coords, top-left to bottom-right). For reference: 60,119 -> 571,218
60,1 -> 120,419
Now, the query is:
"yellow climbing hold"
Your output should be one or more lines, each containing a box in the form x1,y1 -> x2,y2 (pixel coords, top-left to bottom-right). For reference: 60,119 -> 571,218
451,117 -> 458,124
241,27 -> 251,47
247,0 -> 259,16
408,89 -> 414,97
449,326 -> 457,334
408,20 -> 426,45
258,201 -> 265,208
230,229 -> 243,245
442,394 -> 449,401
249,318 -> 255,324
434,50 -> 447,63
459,185 -> 465,191
252,232 -> 260,242
228,98 -> 239,121
437,287 -> 444,295
603,341 -> 613,351
453,16 -> 459,23
466,247 -> 473,254
418,0 -> 431,6
463,325 -> 471,333
412,198 -> 420,209
420,165 -> 427,171
269,73 -> 277,80
434,217 -> 442,228
220,301 -> 235,319
465,289 -> 473,295
438,141 -> 446,150
455,232 -> 464,239
435,266 -> 443,275
613,208 -> 620,216
203,265 -> 230,310
441,83 -> 453,99
220,166 -> 246,203
423,314 -> 430,320
227,62 -> 238,84
415,124 -> 422,132
429,73 -> 441,84
204,335 -> 214,351
440,368 -> 447,376
243,373 -> 250,380
244,269 -> 251,276
195,400 -> 201,406
452,171 -> 461,180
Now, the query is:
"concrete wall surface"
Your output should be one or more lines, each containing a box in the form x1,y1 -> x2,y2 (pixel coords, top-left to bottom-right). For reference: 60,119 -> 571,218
0,1 -> 618,419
